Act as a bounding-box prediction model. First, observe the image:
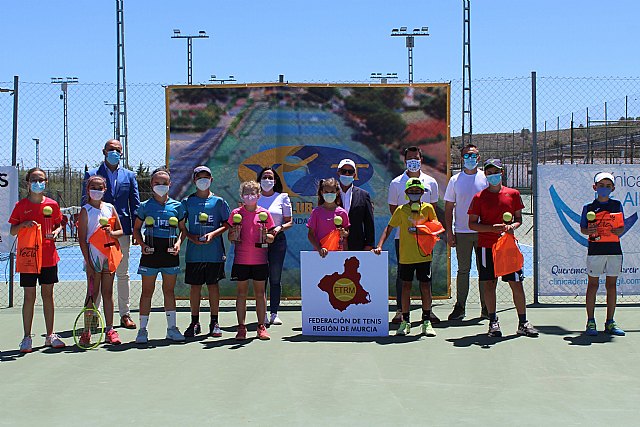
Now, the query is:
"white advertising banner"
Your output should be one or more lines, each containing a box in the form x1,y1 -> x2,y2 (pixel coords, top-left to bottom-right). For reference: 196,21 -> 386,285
301,251 -> 389,337
0,166 -> 19,253
538,164 -> 640,295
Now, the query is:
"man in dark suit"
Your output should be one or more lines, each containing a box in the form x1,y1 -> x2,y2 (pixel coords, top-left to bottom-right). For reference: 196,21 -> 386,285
336,159 -> 375,251
82,139 -> 140,329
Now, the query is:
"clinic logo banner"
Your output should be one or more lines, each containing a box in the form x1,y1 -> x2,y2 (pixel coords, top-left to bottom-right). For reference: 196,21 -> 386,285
538,165 -> 640,296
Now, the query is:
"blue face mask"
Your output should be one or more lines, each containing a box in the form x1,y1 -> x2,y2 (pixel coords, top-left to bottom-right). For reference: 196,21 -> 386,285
463,158 -> 478,170
30,181 -> 46,194
323,193 -> 337,203
106,150 -> 121,166
339,175 -> 354,186
596,187 -> 612,198
486,173 -> 502,186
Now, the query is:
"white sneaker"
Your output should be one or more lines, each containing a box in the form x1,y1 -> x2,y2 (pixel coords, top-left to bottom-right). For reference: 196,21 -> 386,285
166,326 -> 185,342
45,333 -> 66,349
264,315 -> 270,325
270,313 -> 283,325
135,328 -> 149,344
19,336 -> 33,353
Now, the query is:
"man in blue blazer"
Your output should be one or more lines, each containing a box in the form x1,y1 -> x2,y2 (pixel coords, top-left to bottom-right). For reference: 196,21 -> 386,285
82,139 -> 140,329
336,159 -> 375,251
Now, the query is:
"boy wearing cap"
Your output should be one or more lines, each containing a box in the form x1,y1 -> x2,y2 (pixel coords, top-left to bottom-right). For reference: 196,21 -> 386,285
579,172 -> 626,336
468,159 -> 538,337
179,166 -> 231,338
374,179 -> 438,337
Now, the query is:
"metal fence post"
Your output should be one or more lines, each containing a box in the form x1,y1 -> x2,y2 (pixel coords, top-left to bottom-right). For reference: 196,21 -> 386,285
9,75 -> 19,308
531,71 -> 539,305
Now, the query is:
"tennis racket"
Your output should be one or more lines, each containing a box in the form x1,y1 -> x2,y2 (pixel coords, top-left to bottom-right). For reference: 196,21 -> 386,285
73,275 -> 105,350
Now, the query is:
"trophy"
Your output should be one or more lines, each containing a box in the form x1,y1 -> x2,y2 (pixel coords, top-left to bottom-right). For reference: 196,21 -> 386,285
99,217 -> 116,247
334,216 -> 344,251
42,205 -> 54,240
586,211 -> 600,241
167,216 -> 179,254
198,212 -> 209,242
408,202 -> 421,234
144,216 -> 155,254
255,211 -> 269,248
230,213 -> 242,243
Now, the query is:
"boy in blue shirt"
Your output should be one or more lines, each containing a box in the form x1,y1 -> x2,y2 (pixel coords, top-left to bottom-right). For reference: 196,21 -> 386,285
179,166 -> 231,338
579,172 -> 626,336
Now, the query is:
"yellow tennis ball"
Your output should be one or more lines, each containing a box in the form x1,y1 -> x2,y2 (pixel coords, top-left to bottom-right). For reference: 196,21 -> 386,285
586,211 -> 596,221
144,216 -> 155,226
99,217 -> 109,226
410,202 -> 421,212
258,212 -> 268,222
233,213 -> 243,224
333,216 -> 343,226
168,216 -> 179,227
503,212 -> 513,222
42,206 -> 53,216
199,212 -> 209,222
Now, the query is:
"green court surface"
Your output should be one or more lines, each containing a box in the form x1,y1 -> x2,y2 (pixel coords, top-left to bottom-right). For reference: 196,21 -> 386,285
2,303 -> 640,426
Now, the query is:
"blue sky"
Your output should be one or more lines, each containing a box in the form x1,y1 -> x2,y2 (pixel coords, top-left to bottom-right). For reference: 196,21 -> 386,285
1,0 -> 639,84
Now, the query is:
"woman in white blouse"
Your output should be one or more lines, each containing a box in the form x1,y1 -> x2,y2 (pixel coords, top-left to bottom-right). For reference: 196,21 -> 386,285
257,167 -> 293,325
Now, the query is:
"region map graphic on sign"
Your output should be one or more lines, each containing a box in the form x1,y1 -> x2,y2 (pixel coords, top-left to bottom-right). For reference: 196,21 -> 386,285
317,257 -> 371,312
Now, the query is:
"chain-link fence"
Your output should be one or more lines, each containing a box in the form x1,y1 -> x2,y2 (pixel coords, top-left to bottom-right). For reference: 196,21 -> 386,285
2,76 -> 640,309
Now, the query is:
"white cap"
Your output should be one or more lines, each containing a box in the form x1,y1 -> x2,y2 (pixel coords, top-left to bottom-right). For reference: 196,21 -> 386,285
337,159 -> 356,170
594,172 -> 615,184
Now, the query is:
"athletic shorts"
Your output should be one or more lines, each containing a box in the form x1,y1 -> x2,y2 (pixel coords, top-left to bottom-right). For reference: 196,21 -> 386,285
587,255 -> 622,277
139,237 -> 179,269
137,265 -> 181,277
185,262 -> 225,286
477,246 -> 524,282
231,264 -> 269,282
398,262 -> 432,283
20,265 -> 59,287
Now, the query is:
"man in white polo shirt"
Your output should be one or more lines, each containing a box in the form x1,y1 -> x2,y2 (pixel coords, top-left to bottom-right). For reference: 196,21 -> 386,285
444,143 -> 489,320
387,146 -> 440,323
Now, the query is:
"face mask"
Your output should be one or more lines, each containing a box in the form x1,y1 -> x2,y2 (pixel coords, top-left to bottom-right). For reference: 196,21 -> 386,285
596,187 -> 613,198
242,194 -> 258,205
153,185 -> 170,197
106,150 -> 121,166
30,181 -> 46,194
407,193 -> 422,202
195,178 -> 211,191
406,159 -> 421,173
339,175 -> 354,186
323,193 -> 337,203
486,173 -> 502,186
89,190 -> 105,201
463,158 -> 478,170
260,179 -> 275,192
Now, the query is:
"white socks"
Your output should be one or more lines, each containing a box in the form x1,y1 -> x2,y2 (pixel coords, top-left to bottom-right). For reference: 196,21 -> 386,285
166,311 -> 177,328
140,315 -> 149,329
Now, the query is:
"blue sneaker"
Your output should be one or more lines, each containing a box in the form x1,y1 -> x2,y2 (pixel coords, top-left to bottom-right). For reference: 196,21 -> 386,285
604,320 -> 625,336
585,320 -> 598,336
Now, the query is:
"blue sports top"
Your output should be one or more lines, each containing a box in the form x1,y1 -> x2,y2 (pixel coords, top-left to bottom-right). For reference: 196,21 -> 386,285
182,193 -> 231,263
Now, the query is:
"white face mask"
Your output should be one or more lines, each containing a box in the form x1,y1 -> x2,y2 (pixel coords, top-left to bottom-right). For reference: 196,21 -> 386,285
406,159 -> 421,173
153,185 -> 170,197
195,178 -> 211,191
323,193 -> 337,203
261,179 -> 275,192
242,194 -> 259,205
89,190 -> 105,201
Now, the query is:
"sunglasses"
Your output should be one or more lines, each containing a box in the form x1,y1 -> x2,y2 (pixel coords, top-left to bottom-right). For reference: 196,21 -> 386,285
339,169 -> 355,175
463,153 -> 478,159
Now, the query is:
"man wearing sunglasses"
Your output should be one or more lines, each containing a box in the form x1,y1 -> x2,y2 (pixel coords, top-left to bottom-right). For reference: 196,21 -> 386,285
336,159 -> 375,251
444,144 -> 488,321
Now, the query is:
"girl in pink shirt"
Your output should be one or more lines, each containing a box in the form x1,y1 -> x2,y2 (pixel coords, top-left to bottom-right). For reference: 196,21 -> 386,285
226,181 -> 275,340
307,178 -> 350,258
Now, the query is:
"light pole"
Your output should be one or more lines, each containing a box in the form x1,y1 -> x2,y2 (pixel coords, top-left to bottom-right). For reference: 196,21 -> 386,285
390,26 -> 429,84
210,74 -> 236,84
370,72 -> 398,84
32,138 -> 40,168
104,101 -> 118,139
172,29 -> 209,85
51,76 -> 78,205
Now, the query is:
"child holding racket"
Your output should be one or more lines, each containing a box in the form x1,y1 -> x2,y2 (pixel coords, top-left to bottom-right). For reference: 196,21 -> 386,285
8,168 -> 65,352
307,178 -> 350,258
580,172 -> 626,336
373,179 -> 438,337
132,167 -> 186,344
77,175 -> 124,345
227,180 -> 275,341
